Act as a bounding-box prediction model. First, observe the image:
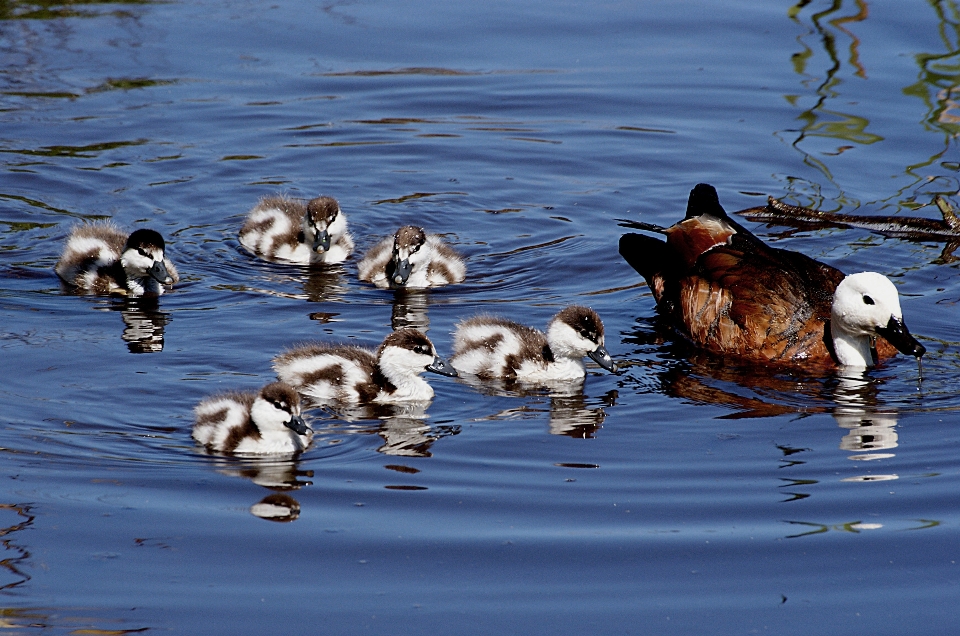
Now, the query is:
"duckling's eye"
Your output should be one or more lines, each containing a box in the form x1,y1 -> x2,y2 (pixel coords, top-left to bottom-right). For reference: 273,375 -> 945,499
137,248 -> 149,257
413,345 -> 429,355
410,243 -> 421,253
863,295 -> 875,305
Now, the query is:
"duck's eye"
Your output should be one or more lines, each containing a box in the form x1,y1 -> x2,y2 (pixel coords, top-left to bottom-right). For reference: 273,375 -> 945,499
863,295 -> 875,305
413,345 -> 428,355
137,248 -> 149,257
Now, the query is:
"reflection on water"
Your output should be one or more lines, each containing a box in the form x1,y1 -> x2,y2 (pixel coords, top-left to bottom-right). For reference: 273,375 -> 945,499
786,0 -> 960,207
301,265 -> 348,303
203,456 -> 312,522
309,402 -> 459,457
92,297 -> 171,353
460,375 -> 611,438
250,493 -> 300,523
0,503 -> 34,592
390,289 -> 430,332
831,374 -> 899,467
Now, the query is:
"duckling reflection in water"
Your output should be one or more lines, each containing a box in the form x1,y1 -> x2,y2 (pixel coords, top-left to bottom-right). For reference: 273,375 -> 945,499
451,306 -> 616,382
239,195 -> 354,265
273,329 -> 457,404
192,382 -> 311,455
56,222 -> 178,296
358,225 -> 465,289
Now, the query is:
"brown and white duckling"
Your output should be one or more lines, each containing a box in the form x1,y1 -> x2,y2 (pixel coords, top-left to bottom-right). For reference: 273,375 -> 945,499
192,382 -> 311,455
55,222 -> 178,296
273,328 -> 458,403
239,195 -> 353,265
618,183 -> 926,369
357,225 -> 465,289
451,306 -> 616,381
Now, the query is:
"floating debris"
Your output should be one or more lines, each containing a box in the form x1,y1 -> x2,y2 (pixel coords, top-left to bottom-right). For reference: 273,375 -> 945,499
737,195 -> 960,263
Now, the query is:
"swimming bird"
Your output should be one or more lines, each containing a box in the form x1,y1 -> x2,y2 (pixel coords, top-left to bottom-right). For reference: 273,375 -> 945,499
239,195 -> 353,265
357,225 -> 465,289
55,222 -> 178,296
273,328 -> 458,403
192,382 -> 311,455
450,306 -> 616,381
618,183 -> 926,369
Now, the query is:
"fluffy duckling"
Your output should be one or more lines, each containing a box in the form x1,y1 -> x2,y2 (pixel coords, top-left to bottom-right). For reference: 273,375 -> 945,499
451,306 -> 616,381
192,382 -> 311,455
618,183 -> 926,369
55,222 -> 178,296
357,225 -> 465,289
273,328 -> 458,403
239,195 -> 353,265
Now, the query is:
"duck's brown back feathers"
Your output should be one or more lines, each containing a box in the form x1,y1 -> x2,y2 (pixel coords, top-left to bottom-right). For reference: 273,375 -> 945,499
619,184 -> 881,366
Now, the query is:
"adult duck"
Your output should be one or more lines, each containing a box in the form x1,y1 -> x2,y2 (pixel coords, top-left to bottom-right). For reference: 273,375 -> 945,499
618,184 -> 925,369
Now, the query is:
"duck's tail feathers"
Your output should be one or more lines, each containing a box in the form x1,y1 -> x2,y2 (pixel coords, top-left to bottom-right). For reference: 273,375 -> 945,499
685,183 -> 728,220
619,233 -> 672,286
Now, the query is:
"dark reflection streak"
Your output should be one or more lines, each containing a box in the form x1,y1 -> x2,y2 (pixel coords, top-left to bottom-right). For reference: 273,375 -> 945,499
0,503 -> 35,591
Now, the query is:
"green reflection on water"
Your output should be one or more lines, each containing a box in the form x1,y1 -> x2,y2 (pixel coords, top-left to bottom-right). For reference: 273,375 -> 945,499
0,0 -> 153,21
785,0 -> 960,211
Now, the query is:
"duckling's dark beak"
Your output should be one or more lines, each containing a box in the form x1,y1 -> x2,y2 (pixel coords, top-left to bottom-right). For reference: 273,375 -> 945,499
875,316 -> 926,359
390,257 -> 412,287
426,356 -> 458,377
284,414 -> 311,436
313,230 -> 331,253
147,260 -> 174,285
587,344 -> 617,372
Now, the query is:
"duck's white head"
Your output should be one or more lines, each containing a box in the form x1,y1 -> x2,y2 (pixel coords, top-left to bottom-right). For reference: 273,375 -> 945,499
120,229 -> 173,285
250,382 -> 310,436
546,306 -> 617,372
305,196 -> 345,254
377,328 -> 458,383
830,272 -> 925,368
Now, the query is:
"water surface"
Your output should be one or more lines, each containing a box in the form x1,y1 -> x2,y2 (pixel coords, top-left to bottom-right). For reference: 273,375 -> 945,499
1,0 -> 959,633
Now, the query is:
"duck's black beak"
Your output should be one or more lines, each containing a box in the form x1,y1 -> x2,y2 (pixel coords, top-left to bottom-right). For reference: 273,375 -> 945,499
587,344 -> 617,372
390,257 -> 412,287
147,260 -> 174,285
875,316 -> 926,359
426,355 -> 458,377
313,229 -> 331,253
285,414 -> 311,436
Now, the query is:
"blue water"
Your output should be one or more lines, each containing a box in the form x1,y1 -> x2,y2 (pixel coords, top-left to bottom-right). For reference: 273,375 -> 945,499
1,0 -> 959,633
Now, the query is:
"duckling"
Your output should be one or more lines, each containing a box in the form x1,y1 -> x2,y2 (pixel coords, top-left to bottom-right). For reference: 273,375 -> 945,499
55,222 -> 178,296
450,306 -> 616,381
618,183 -> 926,369
273,328 -> 458,403
192,382 -> 311,455
239,195 -> 353,265
357,225 -> 465,288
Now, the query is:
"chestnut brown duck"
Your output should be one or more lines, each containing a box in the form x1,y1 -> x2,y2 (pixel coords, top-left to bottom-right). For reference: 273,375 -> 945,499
618,184 -> 926,370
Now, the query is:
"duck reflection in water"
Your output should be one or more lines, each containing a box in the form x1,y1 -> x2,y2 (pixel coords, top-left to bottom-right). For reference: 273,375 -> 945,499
830,374 -> 899,462
301,265 -> 348,303
310,401 -> 460,457
459,374 -> 613,439
625,320 -> 901,460
391,288 -> 430,332
94,297 -> 171,354
207,456 -> 313,523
